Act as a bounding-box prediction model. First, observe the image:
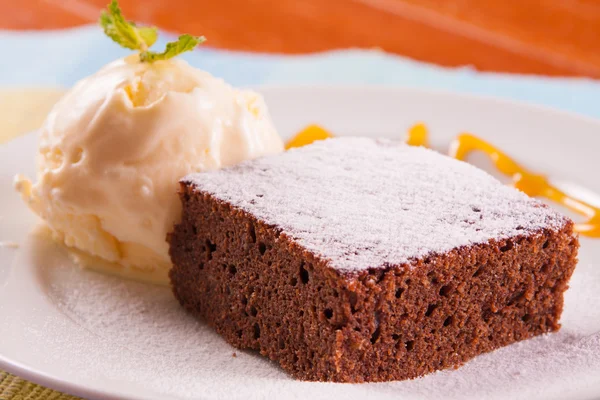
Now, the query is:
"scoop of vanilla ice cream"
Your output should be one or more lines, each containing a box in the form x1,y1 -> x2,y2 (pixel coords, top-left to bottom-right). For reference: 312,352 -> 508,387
15,56 -> 284,284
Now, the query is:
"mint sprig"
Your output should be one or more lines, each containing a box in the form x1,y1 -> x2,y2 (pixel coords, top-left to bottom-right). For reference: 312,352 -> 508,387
99,0 -> 205,62
99,1 -> 155,51
137,27 -> 159,49
139,34 -> 206,62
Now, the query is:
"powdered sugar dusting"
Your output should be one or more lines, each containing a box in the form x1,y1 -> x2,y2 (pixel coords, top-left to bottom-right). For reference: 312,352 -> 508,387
185,138 -> 567,272
29,234 -> 600,400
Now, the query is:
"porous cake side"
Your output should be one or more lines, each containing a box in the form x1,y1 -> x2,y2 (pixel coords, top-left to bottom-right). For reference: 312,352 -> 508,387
169,185 -> 578,382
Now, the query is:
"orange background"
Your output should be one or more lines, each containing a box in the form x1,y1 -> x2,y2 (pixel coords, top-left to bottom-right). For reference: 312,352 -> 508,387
2,0 -> 600,77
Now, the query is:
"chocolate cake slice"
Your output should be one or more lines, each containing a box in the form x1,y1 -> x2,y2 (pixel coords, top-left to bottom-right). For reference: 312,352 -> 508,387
168,137 -> 578,382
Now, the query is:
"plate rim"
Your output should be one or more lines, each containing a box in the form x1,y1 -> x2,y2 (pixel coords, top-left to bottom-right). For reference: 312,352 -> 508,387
0,355 -> 130,400
251,83 -> 600,127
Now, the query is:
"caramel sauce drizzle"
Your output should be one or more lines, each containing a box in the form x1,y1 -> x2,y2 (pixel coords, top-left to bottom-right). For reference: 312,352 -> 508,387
286,124 -> 600,238
285,124 -> 334,150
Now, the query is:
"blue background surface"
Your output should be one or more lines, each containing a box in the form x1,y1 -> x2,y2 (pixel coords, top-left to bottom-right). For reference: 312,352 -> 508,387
1,26 -> 599,119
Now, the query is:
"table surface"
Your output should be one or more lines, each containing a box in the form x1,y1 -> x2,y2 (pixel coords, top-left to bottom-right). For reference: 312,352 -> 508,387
3,0 -> 600,78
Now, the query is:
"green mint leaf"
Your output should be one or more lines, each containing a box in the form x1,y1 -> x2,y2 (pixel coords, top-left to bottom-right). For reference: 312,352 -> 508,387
137,26 -> 159,48
99,1 -> 205,63
99,0 -> 157,51
139,34 -> 206,62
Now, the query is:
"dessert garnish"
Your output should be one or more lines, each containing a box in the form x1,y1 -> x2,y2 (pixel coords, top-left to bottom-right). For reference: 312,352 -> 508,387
287,124 -> 599,238
100,0 -> 205,62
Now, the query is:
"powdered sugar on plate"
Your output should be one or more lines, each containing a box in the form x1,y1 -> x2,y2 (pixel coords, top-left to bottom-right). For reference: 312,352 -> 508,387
185,138 -> 568,273
36,233 -> 600,400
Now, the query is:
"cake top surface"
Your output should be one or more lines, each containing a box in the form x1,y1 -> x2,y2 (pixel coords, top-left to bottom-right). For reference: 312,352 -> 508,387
184,137 -> 568,273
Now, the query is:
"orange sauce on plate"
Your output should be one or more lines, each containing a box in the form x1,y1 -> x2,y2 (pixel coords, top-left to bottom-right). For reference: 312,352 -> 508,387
285,125 -> 334,150
287,124 -> 600,238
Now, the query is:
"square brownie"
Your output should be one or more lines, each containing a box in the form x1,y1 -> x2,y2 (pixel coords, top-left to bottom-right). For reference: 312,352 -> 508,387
168,137 -> 578,382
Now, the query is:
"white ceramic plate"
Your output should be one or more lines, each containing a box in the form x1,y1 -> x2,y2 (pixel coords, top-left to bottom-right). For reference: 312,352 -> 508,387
1,86 -> 599,400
